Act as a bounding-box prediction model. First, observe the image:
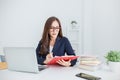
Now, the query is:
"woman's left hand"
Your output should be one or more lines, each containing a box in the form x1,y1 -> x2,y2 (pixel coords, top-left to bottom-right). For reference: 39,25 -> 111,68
56,59 -> 71,67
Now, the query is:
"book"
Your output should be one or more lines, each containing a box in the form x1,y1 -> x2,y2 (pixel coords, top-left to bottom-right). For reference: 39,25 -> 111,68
80,57 -> 97,61
47,56 -> 79,65
0,62 -> 7,70
78,64 -> 100,71
80,56 -> 101,66
80,60 -> 101,65
0,55 -> 6,62
80,55 -> 97,58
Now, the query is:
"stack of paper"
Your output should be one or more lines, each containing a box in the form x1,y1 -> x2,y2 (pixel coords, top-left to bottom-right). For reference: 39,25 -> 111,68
79,56 -> 101,71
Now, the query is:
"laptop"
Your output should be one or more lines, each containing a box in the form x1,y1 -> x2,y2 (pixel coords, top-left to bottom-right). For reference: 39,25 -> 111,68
4,47 -> 48,73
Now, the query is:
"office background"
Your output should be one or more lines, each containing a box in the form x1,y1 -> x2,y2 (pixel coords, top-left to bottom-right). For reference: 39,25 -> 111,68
0,0 -> 120,58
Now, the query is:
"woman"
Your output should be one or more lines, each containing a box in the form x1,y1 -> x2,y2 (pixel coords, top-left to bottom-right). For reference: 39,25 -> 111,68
36,16 -> 77,67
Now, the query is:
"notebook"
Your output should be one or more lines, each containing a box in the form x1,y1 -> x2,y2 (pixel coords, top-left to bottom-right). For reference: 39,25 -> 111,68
4,47 -> 48,73
47,56 -> 79,65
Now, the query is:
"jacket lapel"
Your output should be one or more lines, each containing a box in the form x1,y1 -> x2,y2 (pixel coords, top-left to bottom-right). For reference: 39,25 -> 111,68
52,37 -> 61,55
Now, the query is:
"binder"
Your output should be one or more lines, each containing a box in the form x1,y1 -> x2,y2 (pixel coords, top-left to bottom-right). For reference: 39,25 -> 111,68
47,56 -> 79,65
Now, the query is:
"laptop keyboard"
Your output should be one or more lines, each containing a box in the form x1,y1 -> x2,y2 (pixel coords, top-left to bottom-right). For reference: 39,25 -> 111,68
38,65 -> 48,71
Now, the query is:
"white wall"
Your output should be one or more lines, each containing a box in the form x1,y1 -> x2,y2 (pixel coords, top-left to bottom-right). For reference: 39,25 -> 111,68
92,0 -> 120,58
82,0 -> 93,54
81,0 -> 120,58
0,0 -> 83,55
1,0 -> 120,57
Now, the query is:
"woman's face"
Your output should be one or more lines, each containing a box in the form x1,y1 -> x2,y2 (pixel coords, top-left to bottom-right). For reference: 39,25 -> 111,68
49,20 -> 60,39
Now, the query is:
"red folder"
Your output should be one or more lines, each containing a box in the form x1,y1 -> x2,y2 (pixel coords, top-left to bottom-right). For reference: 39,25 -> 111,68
47,56 -> 79,65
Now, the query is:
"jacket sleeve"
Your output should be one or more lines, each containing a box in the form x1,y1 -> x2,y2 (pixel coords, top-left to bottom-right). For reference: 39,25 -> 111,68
64,37 -> 77,66
36,42 -> 46,65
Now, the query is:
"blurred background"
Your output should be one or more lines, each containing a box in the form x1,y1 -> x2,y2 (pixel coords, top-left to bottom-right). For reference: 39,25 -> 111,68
0,0 -> 120,59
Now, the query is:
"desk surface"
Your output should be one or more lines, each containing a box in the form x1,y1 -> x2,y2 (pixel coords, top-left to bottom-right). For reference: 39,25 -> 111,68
0,64 -> 120,80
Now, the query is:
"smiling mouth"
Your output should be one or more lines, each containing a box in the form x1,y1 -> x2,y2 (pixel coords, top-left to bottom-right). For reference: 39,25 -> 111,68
52,33 -> 56,35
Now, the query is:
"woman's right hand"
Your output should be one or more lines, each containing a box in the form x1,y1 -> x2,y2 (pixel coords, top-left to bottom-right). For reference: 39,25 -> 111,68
43,53 -> 53,64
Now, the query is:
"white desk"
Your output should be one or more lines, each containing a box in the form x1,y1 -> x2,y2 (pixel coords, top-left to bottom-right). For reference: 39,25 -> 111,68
0,65 -> 120,80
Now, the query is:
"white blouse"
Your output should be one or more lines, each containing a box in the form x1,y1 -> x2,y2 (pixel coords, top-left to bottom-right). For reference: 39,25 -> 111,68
49,45 -> 53,53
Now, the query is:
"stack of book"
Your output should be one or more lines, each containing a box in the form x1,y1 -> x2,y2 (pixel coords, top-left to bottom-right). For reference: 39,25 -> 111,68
0,55 -> 7,70
79,56 -> 101,71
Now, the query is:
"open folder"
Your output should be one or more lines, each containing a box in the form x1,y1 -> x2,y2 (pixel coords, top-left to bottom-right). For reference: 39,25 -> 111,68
47,56 -> 79,65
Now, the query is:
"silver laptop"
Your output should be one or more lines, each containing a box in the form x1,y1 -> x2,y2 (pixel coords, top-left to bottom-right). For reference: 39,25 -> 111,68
4,47 -> 47,73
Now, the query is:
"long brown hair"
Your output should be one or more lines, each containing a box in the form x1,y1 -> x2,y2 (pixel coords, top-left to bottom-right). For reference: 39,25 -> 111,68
40,16 -> 63,55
